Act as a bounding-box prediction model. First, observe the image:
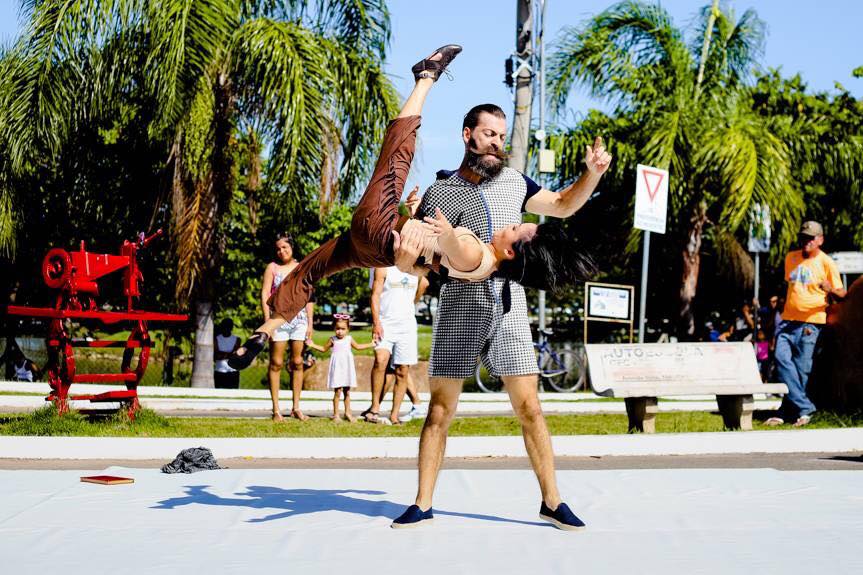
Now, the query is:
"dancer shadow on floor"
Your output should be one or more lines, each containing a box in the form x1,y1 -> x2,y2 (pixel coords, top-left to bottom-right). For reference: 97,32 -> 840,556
152,485 -> 549,527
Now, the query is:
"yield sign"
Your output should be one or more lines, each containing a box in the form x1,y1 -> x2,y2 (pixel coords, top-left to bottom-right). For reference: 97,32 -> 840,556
642,168 -> 665,201
634,164 -> 669,234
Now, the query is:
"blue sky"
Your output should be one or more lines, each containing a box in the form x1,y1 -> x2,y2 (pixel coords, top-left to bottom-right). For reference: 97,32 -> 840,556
2,0 -> 861,193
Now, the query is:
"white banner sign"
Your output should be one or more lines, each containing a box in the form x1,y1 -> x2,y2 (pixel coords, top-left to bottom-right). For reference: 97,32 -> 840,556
633,164 -> 669,234
587,285 -> 632,320
831,252 -> 863,274
585,342 -> 762,393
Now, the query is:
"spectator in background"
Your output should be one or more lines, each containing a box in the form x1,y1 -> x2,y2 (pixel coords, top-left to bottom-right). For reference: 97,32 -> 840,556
767,221 -> 845,427
11,348 -> 39,382
731,300 -> 756,342
755,329 -> 770,382
262,234 -> 314,421
214,319 -> 240,389
363,264 -> 429,425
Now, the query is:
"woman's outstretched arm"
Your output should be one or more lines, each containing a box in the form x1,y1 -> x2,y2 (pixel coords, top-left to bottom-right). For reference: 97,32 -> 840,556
423,208 -> 484,272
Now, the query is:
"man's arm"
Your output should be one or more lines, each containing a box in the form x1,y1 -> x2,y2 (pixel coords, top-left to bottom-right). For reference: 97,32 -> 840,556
525,136 -> 612,218
820,259 -> 847,299
370,268 -> 387,342
415,275 -> 429,304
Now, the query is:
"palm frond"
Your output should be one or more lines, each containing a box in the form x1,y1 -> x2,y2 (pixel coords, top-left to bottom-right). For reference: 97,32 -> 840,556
548,1 -> 693,116
145,0 -> 238,138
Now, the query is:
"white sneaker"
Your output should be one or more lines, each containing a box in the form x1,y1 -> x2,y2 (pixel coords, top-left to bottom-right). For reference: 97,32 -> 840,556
398,405 -> 426,424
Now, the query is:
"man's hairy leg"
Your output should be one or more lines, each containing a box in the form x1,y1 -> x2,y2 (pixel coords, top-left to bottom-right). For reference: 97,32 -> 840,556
415,377 -> 462,510
369,349 -> 391,414
504,374 -> 561,508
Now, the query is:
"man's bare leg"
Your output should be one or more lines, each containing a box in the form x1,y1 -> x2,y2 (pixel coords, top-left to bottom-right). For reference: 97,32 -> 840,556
415,377 -> 462,510
389,364 -> 410,423
365,349 -> 390,420
406,373 -> 421,406
503,374 -> 561,508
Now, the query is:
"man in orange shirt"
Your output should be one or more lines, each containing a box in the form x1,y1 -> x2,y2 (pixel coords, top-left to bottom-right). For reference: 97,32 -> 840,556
767,221 -> 846,427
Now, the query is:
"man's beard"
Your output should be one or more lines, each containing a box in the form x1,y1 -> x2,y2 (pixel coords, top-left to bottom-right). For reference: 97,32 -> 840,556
464,137 -> 506,180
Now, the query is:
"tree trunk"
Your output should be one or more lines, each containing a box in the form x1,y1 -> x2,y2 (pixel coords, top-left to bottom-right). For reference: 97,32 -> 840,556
190,300 -> 214,388
508,0 -> 533,173
185,72 -> 236,390
678,202 -> 707,339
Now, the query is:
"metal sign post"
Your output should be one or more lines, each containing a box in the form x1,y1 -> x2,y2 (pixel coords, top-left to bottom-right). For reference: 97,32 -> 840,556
633,165 -> 669,343
638,231 -> 650,343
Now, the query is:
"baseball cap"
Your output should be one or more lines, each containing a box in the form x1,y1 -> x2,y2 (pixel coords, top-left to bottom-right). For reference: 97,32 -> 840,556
799,221 -> 824,237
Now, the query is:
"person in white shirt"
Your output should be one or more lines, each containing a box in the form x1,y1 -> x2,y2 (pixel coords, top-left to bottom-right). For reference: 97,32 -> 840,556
362,265 -> 428,424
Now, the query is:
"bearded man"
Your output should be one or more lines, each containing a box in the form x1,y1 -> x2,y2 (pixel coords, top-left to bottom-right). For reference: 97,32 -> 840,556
391,103 -> 612,530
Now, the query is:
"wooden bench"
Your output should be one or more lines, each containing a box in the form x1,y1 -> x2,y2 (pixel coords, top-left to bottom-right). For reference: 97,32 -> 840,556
585,342 -> 788,433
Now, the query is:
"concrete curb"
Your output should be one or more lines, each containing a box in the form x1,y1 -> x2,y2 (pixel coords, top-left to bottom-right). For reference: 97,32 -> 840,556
0,394 -> 782,415
2,428 -> 862,460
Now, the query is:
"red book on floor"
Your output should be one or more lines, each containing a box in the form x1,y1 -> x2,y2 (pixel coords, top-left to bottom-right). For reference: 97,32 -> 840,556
80,475 -> 134,485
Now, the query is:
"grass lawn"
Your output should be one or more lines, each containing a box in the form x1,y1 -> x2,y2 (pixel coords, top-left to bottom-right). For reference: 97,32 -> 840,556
2,407 -> 862,438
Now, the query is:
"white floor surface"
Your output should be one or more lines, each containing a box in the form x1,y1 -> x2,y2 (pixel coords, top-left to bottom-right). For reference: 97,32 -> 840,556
1,467 -> 861,574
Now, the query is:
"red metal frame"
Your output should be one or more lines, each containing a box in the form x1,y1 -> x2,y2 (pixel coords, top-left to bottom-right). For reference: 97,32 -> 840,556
4,230 -> 187,418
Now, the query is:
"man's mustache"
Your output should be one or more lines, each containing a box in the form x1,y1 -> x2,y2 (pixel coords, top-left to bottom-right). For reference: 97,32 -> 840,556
468,146 -> 508,161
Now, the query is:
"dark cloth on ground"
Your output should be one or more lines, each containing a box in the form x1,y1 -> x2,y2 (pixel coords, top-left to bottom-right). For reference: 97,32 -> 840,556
162,447 -> 222,474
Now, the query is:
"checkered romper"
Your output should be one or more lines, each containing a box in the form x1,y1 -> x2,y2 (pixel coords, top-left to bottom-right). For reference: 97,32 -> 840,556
418,167 -> 539,379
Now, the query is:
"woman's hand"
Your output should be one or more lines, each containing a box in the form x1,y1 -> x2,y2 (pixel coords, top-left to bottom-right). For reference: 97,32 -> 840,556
405,185 -> 421,217
423,208 -> 454,241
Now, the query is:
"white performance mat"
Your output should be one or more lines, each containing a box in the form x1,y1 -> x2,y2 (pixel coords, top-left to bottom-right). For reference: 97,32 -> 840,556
1,468 -> 861,574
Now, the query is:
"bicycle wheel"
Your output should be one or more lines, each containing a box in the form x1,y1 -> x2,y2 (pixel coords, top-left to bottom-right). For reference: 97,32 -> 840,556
541,349 -> 585,392
475,363 -> 504,393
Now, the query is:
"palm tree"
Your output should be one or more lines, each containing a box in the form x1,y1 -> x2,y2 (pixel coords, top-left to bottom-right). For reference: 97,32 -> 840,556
0,0 -> 398,386
546,1 -> 806,337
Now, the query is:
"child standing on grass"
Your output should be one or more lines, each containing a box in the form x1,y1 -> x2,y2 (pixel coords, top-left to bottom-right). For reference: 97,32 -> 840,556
306,315 -> 375,422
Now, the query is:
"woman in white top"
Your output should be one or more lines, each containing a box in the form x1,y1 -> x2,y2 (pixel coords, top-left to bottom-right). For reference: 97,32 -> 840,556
261,234 -> 314,421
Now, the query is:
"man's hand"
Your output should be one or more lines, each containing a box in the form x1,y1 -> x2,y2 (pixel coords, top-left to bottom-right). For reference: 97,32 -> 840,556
405,185 -> 421,217
392,227 -> 423,273
584,136 -> 612,176
373,322 -> 384,343
305,325 -> 314,342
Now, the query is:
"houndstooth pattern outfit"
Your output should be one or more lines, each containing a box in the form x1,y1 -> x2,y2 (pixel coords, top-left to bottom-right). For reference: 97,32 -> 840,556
418,166 -> 539,378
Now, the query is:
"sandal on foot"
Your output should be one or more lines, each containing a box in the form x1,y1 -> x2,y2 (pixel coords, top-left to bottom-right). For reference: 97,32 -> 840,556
364,411 -> 380,423
411,44 -> 462,82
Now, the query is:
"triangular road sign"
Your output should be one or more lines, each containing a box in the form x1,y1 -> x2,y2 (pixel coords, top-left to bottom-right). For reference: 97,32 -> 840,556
642,169 -> 665,201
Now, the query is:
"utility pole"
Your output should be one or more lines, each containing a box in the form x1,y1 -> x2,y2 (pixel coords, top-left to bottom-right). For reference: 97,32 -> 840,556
536,0 -> 548,335
508,0 -> 533,173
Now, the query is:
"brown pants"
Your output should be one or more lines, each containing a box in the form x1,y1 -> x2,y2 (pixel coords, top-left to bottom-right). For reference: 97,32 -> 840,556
269,115 -> 420,321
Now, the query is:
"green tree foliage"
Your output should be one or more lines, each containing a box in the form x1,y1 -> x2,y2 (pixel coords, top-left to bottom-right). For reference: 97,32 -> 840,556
544,1 -> 863,337
0,0 -> 399,386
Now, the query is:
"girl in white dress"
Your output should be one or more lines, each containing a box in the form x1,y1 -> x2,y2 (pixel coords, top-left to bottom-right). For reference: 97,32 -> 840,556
306,315 -> 374,421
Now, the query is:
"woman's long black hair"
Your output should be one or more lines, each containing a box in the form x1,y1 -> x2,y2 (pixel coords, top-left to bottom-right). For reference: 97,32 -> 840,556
496,222 -> 597,292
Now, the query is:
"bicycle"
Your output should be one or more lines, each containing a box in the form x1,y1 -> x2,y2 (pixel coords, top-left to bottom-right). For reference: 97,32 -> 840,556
475,329 -> 586,393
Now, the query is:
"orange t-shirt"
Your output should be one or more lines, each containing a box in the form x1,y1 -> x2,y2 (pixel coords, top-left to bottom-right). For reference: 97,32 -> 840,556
781,250 -> 843,324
